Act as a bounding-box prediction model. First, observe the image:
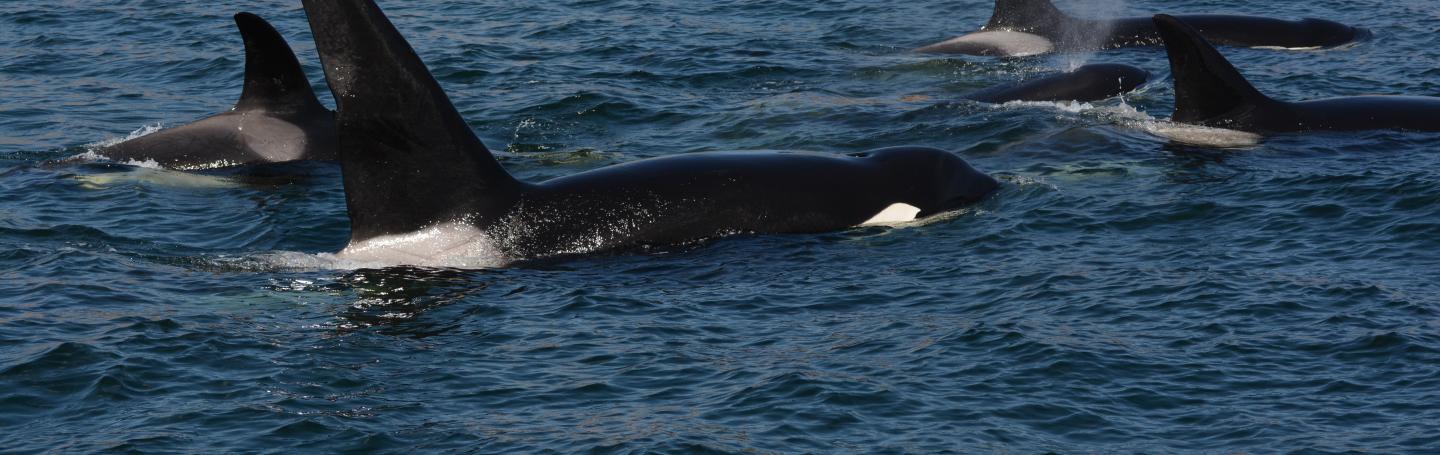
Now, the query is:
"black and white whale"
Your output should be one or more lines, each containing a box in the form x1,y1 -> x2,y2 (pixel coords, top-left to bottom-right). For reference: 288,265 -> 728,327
95,13 -> 336,170
301,0 -> 999,266
917,0 -> 1364,56
1155,15 -> 1440,133
961,63 -> 1149,103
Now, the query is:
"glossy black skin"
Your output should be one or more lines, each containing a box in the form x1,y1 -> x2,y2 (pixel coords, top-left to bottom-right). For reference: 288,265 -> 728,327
98,13 -> 336,169
1199,97 -> 1440,133
921,0 -> 1364,55
1022,15 -> 1362,52
503,148 -> 998,257
97,104 -> 337,169
302,0 -> 1000,260
1156,15 -> 1440,133
962,63 -> 1149,103
1092,15 -> 1360,50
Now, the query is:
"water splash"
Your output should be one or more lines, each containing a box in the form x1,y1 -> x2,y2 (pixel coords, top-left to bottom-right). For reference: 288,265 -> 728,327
330,222 -> 511,269
992,99 -> 1262,148
67,124 -> 169,169
68,123 -> 249,171
84,123 -> 165,150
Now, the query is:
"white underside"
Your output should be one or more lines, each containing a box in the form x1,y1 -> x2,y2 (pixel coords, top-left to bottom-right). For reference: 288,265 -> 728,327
71,167 -> 240,189
334,222 -> 510,269
989,99 -> 1263,148
1142,122 -> 1262,148
253,203 -> 943,270
922,31 -> 1055,57
321,205 -> 925,268
1253,45 -> 1323,51
860,203 -> 923,227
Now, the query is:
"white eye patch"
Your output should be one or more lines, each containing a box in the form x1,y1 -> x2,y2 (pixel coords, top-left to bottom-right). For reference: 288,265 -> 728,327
860,203 -> 922,226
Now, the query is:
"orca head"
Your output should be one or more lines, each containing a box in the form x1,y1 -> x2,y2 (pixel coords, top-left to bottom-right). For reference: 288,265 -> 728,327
864,147 -> 1000,217
1294,18 -> 1365,48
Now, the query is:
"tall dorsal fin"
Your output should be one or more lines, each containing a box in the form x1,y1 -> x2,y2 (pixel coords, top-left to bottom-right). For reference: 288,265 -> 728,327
984,0 -> 1068,31
232,13 -> 326,114
1153,14 -> 1275,124
301,0 -> 521,243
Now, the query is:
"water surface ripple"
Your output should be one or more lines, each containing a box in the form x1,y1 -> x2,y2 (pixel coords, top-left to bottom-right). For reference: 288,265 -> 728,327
3,0 -> 1439,453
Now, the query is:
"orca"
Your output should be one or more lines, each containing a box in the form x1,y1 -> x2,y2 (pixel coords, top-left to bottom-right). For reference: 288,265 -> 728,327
95,13 -> 336,170
961,63 -> 1149,103
917,0 -> 1364,56
300,0 -> 1000,266
1155,15 -> 1440,133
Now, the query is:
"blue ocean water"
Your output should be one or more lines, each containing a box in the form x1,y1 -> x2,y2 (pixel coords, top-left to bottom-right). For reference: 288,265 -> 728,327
3,0 -> 1440,452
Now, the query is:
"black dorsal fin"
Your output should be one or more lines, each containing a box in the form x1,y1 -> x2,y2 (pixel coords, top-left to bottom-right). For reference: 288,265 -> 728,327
984,0 -> 1068,31
1153,14 -> 1275,124
232,13 -> 326,114
301,0 -> 521,242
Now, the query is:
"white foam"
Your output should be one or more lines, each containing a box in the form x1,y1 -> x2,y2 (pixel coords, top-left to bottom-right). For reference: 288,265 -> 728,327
235,229 -> 509,272
72,124 -> 170,169
87,123 -> 165,149
70,149 -> 244,171
899,207 -> 983,228
1004,175 -> 1060,192
328,222 -> 511,269
73,123 -> 250,171
997,99 -> 1098,113
1253,46 -> 1324,51
238,251 -> 410,271
991,99 -> 1263,148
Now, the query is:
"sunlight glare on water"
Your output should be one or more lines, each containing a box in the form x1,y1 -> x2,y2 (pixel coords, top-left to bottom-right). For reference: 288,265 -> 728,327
2,0 -> 1439,453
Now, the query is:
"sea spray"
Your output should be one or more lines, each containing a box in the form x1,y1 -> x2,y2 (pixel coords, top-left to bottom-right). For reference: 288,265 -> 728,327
1054,0 -> 1128,71
991,99 -> 1262,148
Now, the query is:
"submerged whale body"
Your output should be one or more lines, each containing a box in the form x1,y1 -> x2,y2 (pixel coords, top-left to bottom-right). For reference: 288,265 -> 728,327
918,0 -> 1365,56
961,63 -> 1149,104
1155,15 -> 1440,133
301,0 -> 1000,267
96,13 -> 336,170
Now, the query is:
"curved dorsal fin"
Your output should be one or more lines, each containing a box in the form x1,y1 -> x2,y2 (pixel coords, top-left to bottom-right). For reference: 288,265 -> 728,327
984,0 -> 1068,31
233,12 -> 326,114
1153,14 -> 1274,124
301,0 -> 520,242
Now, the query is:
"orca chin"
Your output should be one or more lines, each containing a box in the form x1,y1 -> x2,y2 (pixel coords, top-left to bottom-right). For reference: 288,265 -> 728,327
299,0 -> 999,267
918,0 -> 1365,56
94,13 -> 337,170
961,63 -> 1149,104
1155,15 -> 1440,133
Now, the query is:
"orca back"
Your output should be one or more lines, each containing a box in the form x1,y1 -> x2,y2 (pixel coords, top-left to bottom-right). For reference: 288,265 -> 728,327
1153,14 -> 1275,127
963,63 -> 1149,103
301,0 -> 520,243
